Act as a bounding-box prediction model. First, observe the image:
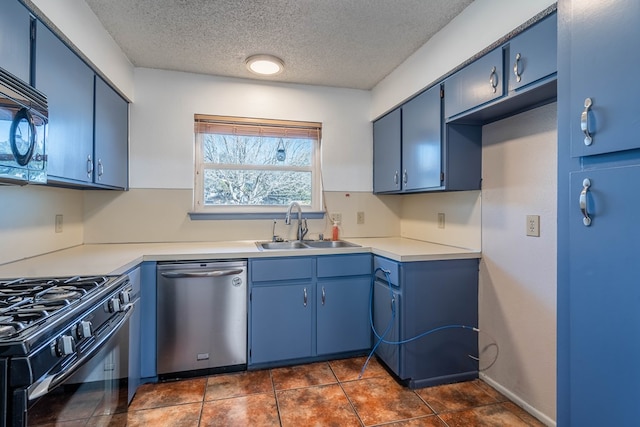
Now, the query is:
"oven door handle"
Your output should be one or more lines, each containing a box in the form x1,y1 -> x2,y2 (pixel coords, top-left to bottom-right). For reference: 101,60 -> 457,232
27,300 -> 137,401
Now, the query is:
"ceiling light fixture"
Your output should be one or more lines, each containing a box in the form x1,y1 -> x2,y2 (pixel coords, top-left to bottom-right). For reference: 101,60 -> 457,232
245,54 -> 284,76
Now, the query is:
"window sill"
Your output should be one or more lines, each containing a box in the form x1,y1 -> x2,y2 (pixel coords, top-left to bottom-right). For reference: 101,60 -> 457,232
188,211 -> 326,221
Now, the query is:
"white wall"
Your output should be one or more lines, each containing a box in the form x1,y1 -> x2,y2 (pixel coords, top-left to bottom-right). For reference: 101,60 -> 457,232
401,191 -> 481,250
371,0 -> 555,119
0,186 -> 83,265
479,103 -> 557,424
129,68 -> 372,192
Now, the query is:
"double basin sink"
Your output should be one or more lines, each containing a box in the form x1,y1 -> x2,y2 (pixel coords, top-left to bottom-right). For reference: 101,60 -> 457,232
256,240 -> 361,251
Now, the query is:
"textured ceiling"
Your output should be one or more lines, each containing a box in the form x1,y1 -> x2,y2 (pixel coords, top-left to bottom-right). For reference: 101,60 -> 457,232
83,0 -> 474,90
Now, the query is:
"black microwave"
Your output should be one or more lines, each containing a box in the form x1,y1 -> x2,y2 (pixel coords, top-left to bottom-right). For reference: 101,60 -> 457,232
0,67 -> 47,185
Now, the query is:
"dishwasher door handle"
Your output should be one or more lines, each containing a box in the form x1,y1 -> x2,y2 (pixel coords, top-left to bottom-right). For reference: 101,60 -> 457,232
160,269 -> 244,279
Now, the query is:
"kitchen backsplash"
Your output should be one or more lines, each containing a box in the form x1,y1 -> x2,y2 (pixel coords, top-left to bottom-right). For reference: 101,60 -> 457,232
0,187 -> 481,266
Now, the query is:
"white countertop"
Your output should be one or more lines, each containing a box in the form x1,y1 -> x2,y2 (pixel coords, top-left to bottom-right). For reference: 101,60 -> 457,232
0,238 -> 480,278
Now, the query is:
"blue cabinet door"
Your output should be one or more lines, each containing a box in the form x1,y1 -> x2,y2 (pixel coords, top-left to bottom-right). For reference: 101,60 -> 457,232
250,283 -> 313,364
508,13 -> 557,93
94,77 -> 128,189
373,277 -> 400,373
401,85 -> 442,191
0,0 -> 31,83
317,277 -> 371,355
566,165 -> 640,425
444,48 -> 504,120
567,0 -> 640,157
373,109 -> 401,193
35,21 -> 94,184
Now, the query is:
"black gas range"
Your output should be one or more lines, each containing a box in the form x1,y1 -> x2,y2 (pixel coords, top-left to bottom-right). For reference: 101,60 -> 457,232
0,274 -> 134,426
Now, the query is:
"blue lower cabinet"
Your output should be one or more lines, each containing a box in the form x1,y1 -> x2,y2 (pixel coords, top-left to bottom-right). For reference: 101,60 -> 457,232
248,254 -> 372,367
317,277 -> 372,355
373,257 -> 479,388
250,283 -> 313,364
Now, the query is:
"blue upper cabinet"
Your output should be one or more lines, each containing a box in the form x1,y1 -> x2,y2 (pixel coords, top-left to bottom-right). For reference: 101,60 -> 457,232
0,0 -> 31,84
94,77 -> 129,189
373,109 -> 401,193
373,85 -> 447,194
401,85 -> 442,191
35,21 -> 95,185
568,0 -> 640,157
508,13 -> 557,93
444,48 -> 504,121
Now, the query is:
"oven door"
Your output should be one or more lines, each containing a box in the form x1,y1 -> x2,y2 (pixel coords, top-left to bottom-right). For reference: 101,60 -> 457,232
20,301 -> 137,426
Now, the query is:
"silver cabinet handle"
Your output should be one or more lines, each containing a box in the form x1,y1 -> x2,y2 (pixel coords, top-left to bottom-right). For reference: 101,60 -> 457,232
321,286 -> 326,305
489,66 -> 498,93
303,288 -> 307,307
581,98 -> 593,146
579,178 -> 592,226
87,155 -> 93,178
403,169 -> 408,185
513,53 -> 522,82
394,171 -> 398,185
97,159 -> 104,180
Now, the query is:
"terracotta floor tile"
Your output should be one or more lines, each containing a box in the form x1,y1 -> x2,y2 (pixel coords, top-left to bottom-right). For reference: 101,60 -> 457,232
372,415 -> 447,426
342,376 -> 433,426
129,377 -> 206,410
200,393 -> 279,427
277,383 -> 361,427
28,386 -> 105,424
271,361 -> 337,390
501,402 -> 546,426
329,356 -> 388,382
126,402 -> 203,427
85,413 -> 129,427
30,420 -> 88,427
439,403 -> 532,427
205,369 -> 273,400
416,380 -> 497,413
473,379 -> 508,402
92,385 -> 129,416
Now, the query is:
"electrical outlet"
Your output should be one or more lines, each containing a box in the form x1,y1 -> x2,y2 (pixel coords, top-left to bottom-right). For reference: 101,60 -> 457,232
526,215 -> 540,237
356,211 -> 365,224
55,214 -> 63,233
437,213 -> 445,229
330,212 -> 342,224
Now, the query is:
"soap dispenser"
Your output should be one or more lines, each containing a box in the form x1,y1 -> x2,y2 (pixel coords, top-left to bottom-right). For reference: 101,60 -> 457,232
332,220 -> 340,241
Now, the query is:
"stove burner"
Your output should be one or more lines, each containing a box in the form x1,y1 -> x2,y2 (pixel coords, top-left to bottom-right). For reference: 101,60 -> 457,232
38,286 -> 83,303
0,275 -> 113,339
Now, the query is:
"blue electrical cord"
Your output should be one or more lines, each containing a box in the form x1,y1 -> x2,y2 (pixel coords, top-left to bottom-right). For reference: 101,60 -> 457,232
358,267 -> 481,379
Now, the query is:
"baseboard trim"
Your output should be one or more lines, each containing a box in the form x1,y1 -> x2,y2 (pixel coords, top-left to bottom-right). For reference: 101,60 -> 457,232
479,372 -> 556,427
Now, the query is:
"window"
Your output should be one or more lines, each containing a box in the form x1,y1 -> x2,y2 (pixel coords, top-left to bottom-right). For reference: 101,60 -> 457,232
194,115 -> 322,215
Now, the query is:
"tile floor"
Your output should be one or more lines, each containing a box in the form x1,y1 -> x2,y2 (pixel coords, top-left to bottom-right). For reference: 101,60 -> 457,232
35,356 -> 546,426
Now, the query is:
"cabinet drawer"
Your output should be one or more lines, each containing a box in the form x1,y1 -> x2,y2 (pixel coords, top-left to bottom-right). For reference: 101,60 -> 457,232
444,48 -> 504,120
373,256 -> 399,286
317,254 -> 371,278
508,13 -> 557,93
250,257 -> 314,282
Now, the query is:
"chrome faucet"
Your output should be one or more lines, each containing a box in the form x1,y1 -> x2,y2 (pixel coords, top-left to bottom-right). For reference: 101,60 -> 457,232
285,202 -> 308,241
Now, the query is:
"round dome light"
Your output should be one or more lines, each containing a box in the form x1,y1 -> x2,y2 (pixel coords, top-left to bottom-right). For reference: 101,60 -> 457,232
246,54 -> 284,76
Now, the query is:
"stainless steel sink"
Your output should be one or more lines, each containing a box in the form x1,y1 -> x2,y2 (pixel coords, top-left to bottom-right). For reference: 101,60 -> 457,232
256,241 -> 309,250
302,240 -> 361,249
255,240 -> 361,251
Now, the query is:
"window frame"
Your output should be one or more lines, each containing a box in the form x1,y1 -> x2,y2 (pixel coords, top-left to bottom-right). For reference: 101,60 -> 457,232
193,115 -> 323,216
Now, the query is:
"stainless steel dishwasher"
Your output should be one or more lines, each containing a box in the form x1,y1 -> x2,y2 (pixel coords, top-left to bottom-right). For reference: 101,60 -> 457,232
156,260 -> 247,377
